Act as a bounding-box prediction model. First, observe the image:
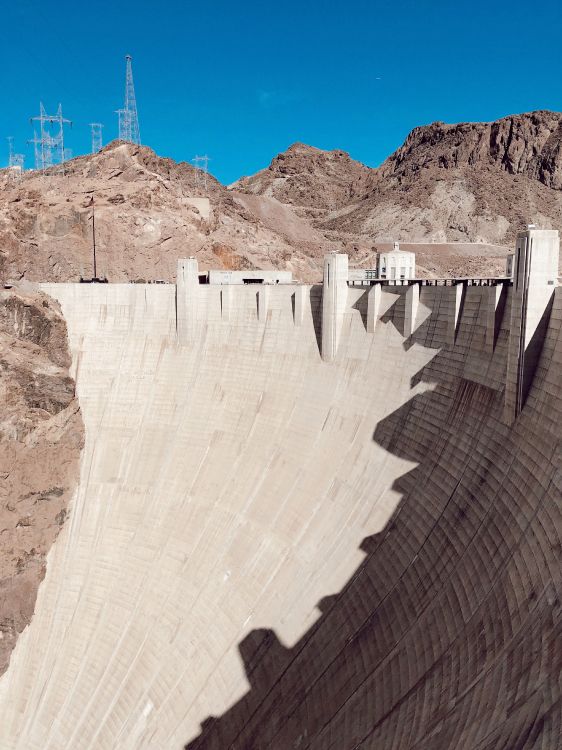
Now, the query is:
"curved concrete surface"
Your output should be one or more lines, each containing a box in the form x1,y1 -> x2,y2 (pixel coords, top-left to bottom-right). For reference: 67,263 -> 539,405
0,282 -> 559,749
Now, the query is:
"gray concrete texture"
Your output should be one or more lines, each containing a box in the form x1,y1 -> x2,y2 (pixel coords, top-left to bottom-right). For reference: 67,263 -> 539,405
0,265 -> 560,748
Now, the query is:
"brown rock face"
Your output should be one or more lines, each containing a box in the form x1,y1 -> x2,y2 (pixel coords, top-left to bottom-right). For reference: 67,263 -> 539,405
0,141 -> 320,284
1,111 -> 562,284
233,142 -> 372,211
0,286 -> 83,676
347,113 -> 562,256
234,111 -> 562,274
210,242 -> 256,271
379,110 -> 562,186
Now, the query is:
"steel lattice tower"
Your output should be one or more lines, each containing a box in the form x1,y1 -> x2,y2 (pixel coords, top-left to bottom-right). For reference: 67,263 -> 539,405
117,55 -> 141,145
28,103 -> 72,172
90,123 -> 104,153
192,154 -> 211,192
6,137 -> 24,176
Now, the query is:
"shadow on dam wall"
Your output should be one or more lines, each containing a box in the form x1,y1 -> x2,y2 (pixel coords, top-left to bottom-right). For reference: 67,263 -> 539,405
185,292 -> 562,750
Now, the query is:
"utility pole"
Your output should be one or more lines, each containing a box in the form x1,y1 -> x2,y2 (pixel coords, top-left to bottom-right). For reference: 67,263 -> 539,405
116,55 -> 141,145
90,123 -> 104,153
84,193 -> 97,279
28,130 -> 43,172
56,105 -> 70,171
91,194 -> 97,278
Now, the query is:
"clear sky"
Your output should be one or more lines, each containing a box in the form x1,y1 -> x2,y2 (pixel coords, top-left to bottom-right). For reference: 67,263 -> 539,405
1,0 -> 561,184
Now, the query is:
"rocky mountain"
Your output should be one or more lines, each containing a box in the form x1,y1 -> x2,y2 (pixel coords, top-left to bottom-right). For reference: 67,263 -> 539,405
0,284 -> 83,675
334,110 -> 562,245
232,142 -> 372,212
0,142 -> 330,285
1,111 -> 561,284
377,110 -> 562,186
233,110 -> 562,275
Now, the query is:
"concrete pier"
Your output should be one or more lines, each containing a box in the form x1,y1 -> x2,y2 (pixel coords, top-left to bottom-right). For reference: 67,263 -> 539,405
257,286 -> 270,322
366,283 -> 382,333
293,285 -> 308,327
404,283 -> 420,338
504,228 -> 559,423
176,257 -> 199,344
485,282 -> 507,354
447,281 -> 466,345
220,285 -> 232,321
321,252 -> 348,361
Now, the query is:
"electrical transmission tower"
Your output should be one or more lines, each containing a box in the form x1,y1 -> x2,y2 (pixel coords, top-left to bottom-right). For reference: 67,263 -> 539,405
90,123 -> 104,153
6,137 -> 25,177
28,103 -> 72,172
116,55 -> 141,144
192,155 -> 210,192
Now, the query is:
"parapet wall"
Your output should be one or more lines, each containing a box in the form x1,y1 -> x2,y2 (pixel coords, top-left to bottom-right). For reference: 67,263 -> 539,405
43,268 -> 553,413
174,277 -> 524,396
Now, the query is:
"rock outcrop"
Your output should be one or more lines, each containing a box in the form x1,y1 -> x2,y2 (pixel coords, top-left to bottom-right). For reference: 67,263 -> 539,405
234,111 -> 562,274
0,285 -> 83,676
232,142 -> 372,211
380,111 -> 562,186
0,142 -> 322,284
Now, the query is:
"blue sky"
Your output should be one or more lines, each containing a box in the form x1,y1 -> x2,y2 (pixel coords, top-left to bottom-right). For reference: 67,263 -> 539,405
1,0 -> 561,183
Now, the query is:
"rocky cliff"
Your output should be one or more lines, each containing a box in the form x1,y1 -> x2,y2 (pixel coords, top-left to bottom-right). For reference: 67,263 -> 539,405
379,110 -> 562,186
0,285 -> 83,675
234,111 -> 562,274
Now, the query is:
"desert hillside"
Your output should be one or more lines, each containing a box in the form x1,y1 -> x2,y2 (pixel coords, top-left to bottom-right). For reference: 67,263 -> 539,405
0,285 -> 83,675
0,142 -> 330,284
332,110 -> 562,246
1,111 -> 562,283
232,142 -> 372,212
234,110 -> 562,274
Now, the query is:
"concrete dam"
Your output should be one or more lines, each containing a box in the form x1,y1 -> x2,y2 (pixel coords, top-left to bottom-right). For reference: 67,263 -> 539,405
0,229 -> 559,748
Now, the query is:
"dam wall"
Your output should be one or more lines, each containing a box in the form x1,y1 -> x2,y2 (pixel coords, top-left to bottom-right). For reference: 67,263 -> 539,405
0,272 -> 559,749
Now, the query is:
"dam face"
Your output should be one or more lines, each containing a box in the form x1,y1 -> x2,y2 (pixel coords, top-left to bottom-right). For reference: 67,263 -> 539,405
0,279 -> 559,749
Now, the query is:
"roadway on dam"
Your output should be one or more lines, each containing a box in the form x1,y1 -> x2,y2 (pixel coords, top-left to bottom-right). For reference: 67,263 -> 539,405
0,281 -> 559,749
